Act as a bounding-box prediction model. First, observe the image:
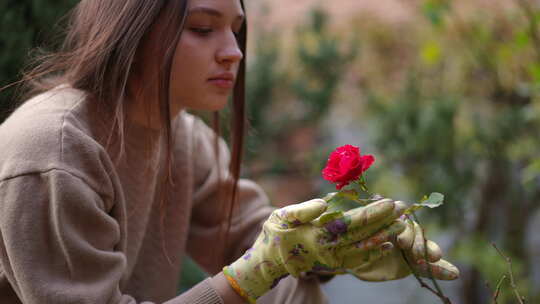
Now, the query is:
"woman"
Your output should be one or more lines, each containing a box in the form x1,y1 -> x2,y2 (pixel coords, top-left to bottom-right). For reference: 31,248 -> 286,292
0,0 -> 458,303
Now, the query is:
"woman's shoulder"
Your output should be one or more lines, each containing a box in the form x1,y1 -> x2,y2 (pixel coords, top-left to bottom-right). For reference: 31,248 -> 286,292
0,86 -> 111,183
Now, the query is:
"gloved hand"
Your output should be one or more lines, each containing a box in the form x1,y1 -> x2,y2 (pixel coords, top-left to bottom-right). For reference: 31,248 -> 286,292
223,198 -> 406,303
349,218 -> 459,281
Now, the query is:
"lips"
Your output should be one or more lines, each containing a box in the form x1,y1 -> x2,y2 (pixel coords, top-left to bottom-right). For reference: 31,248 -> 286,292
208,72 -> 235,89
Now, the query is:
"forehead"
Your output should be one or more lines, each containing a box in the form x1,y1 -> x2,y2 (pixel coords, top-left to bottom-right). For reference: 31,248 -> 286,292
187,0 -> 244,15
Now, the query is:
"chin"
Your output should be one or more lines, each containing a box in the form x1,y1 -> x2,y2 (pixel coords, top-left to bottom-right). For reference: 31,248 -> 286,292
192,99 -> 229,112
204,95 -> 230,111
173,94 -> 229,112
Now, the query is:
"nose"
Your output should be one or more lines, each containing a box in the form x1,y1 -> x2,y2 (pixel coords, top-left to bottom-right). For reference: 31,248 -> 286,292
216,32 -> 243,67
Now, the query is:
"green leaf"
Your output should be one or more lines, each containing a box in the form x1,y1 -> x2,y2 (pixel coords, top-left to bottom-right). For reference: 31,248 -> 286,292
322,192 -> 338,202
312,211 -> 344,226
327,199 -> 362,213
324,187 -> 368,205
405,192 -> 444,214
348,181 -> 372,200
340,189 -> 360,201
421,192 -> 445,207
320,189 -> 366,216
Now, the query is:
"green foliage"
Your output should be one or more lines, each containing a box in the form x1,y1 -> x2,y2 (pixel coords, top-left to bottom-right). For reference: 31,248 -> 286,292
357,1 -> 540,301
243,7 -> 358,179
452,236 -> 530,304
422,0 -> 451,27
246,31 -> 280,133
0,0 -> 78,122
291,7 -> 357,123
365,78 -> 472,224
245,28 -> 281,161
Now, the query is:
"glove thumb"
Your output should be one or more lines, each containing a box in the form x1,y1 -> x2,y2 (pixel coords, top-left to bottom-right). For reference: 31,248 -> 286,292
278,199 -> 328,225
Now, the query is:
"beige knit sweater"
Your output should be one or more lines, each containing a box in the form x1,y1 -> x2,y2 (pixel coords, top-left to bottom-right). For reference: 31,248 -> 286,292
0,87 -> 327,304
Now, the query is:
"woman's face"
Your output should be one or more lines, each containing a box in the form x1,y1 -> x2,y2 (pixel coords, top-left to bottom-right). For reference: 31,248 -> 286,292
170,0 -> 244,112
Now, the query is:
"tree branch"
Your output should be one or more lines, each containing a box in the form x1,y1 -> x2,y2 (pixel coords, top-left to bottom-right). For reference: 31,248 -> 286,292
492,275 -> 507,304
492,243 -> 526,304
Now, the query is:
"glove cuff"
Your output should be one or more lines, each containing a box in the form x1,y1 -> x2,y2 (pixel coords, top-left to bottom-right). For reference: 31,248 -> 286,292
223,253 -> 289,303
223,266 -> 256,304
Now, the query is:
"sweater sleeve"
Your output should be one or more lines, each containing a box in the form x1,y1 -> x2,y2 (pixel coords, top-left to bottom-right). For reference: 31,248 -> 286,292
186,118 -> 274,274
0,169 -> 224,304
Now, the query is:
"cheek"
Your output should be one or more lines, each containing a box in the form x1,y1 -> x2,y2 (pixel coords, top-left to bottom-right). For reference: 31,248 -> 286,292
172,38 -> 203,81
169,36 -> 228,111
174,35 -> 204,64
170,37 -> 210,96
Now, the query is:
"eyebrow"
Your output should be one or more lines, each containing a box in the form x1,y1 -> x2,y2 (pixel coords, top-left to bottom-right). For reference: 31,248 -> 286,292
188,7 -> 245,22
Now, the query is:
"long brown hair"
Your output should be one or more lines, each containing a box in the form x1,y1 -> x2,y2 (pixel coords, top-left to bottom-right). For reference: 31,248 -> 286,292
13,0 -> 247,267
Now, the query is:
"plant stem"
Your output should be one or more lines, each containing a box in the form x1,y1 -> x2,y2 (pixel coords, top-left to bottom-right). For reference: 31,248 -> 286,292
399,213 -> 452,304
492,243 -> 526,304
412,212 -> 452,303
492,275 -> 507,304
400,249 -> 452,304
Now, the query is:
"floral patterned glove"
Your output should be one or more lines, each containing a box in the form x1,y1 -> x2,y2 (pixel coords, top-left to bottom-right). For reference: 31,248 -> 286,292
349,218 -> 459,281
223,198 -> 406,303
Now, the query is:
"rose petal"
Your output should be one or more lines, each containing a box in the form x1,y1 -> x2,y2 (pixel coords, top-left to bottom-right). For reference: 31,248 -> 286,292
322,145 -> 375,188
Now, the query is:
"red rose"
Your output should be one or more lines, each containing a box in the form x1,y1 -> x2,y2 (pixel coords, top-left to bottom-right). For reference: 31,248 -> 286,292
322,145 -> 375,190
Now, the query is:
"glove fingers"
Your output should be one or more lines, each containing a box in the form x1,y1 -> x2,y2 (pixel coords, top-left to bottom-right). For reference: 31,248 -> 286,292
396,219 -> 415,250
328,207 -> 405,245
425,240 -> 442,262
342,204 -> 407,243
415,259 -> 460,280
349,248 -> 411,282
344,199 -> 395,229
411,221 -> 427,259
391,201 -> 408,218
399,220 -> 442,263
319,201 -> 406,238
277,199 -> 328,225
351,220 -> 406,250
339,241 -> 394,269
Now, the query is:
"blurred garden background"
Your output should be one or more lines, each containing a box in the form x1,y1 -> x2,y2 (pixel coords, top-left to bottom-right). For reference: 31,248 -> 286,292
2,0 -> 540,303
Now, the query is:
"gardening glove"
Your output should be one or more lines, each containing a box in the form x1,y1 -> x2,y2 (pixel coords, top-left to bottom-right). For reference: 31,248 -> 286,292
304,199 -> 411,277
223,198 -> 406,303
349,218 -> 459,282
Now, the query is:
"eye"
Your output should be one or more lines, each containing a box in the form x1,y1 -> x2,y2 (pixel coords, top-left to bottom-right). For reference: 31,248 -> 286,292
190,27 -> 213,36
